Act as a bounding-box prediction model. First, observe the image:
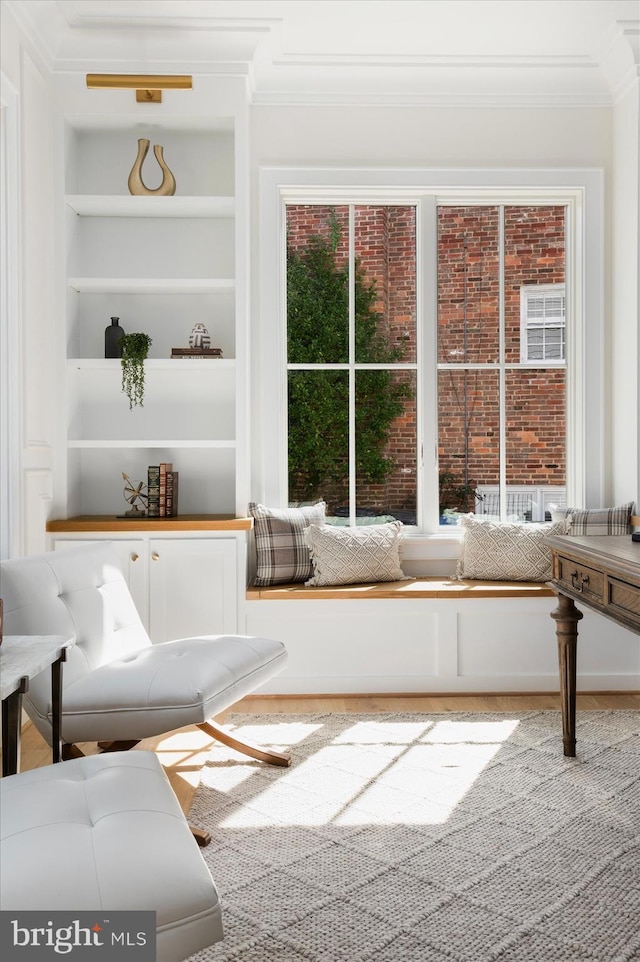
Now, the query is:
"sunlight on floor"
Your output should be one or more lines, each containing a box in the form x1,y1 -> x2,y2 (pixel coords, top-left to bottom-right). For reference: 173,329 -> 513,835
214,718 -> 521,828
151,727 -> 221,790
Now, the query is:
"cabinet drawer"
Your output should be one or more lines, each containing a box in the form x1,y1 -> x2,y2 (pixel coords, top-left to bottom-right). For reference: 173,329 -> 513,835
556,556 -> 604,604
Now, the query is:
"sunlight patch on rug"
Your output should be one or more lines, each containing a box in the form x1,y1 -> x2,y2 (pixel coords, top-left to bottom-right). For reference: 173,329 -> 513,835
213,717 -> 519,827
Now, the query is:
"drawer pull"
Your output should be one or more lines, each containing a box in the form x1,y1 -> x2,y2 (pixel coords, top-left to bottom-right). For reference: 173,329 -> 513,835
130,552 -> 139,562
151,552 -> 160,561
570,570 -> 590,593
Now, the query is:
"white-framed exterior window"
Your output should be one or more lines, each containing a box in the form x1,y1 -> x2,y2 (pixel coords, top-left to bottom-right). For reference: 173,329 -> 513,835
520,284 -> 566,363
257,167 -> 604,548
285,201 -> 418,527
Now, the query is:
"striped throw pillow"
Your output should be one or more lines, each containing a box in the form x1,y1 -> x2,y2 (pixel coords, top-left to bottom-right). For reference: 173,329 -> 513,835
567,502 -> 634,536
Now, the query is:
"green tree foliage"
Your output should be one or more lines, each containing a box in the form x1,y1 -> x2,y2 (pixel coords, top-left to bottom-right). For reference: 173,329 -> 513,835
287,216 -> 410,506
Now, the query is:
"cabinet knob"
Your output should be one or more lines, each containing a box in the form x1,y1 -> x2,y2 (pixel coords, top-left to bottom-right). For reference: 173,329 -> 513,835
131,552 -> 139,562
151,552 -> 160,561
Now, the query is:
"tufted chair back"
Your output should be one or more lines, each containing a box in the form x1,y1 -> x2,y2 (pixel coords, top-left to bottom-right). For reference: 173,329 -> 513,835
1,542 -> 151,743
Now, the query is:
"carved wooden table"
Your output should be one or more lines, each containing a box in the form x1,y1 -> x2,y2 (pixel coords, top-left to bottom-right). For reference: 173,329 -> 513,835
546,534 -> 640,756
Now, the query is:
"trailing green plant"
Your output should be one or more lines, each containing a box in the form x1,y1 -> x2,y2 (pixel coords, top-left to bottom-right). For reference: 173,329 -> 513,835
120,332 -> 152,409
287,212 -> 411,505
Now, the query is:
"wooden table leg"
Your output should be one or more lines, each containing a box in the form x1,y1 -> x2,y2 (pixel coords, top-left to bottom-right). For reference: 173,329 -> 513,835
550,592 -> 583,757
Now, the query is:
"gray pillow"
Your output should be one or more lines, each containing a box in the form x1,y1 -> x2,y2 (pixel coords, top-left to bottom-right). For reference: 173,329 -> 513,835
249,501 -> 326,586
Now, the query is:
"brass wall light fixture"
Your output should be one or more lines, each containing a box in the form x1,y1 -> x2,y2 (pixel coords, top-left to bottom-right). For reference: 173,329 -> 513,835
86,74 -> 192,103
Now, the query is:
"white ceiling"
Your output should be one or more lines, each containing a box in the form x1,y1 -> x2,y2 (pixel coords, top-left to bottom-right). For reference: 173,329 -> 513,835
7,0 -> 640,104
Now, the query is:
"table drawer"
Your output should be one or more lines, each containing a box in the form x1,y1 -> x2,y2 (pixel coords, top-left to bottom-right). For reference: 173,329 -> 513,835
556,556 -> 605,604
608,577 -> 640,629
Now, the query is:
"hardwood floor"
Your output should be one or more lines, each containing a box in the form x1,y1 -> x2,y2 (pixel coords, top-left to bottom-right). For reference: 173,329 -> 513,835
9,692 -> 640,816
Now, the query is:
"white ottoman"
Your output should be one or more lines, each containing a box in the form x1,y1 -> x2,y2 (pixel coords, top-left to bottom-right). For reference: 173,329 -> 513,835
0,751 -> 223,961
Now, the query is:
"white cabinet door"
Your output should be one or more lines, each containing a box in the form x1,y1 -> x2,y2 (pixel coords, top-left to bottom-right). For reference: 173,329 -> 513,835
148,538 -> 237,643
53,538 -> 148,629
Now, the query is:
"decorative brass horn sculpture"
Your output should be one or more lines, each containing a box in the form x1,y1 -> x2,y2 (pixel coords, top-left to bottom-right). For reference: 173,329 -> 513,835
128,138 -> 176,196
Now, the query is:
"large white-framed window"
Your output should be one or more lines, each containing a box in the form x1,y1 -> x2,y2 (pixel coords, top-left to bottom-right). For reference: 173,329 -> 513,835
257,167 -> 604,546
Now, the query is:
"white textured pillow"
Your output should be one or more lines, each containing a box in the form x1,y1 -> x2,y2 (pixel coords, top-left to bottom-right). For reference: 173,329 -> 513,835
306,521 -> 408,587
456,515 -> 569,582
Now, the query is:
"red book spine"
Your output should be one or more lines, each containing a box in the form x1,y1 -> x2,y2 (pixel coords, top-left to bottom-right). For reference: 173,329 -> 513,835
159,462 -> 172,518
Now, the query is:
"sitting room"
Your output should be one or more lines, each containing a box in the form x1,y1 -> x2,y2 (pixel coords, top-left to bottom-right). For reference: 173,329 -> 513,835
1,2 -> 639,960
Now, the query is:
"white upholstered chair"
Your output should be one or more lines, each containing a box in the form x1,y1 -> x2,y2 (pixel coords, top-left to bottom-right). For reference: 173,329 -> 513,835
0,542 -> 290,796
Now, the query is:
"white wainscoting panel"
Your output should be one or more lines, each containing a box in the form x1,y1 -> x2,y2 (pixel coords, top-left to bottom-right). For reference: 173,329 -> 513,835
247,595 -> 640,695
456,602 -> 558,677
246,600 -> 440,693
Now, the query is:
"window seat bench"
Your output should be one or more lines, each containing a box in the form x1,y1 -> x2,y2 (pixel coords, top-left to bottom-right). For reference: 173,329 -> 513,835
247,578 -> 555,601
243,576 -> 638,696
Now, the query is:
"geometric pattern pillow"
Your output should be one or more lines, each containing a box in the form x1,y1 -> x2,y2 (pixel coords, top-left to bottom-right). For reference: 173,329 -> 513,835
456,515 -> 570,582
305,521 -> 408,587
566,501 -> 634,536
249,501 -> 326,586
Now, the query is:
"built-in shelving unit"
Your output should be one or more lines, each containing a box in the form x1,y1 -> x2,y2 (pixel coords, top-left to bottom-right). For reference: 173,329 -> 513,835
59,110 -> 246,518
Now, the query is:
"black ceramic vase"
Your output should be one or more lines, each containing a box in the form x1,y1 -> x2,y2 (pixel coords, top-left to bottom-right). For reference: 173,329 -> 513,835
105,317 -> 124,358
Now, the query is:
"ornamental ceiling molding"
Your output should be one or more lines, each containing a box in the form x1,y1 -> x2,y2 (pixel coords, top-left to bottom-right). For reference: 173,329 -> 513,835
598,20 -> 640,102
6,0 -> 638,108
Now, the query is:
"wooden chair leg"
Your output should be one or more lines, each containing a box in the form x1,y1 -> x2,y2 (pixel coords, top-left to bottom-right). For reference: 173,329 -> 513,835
198,720 -> 291,767
190,825 -> 211,847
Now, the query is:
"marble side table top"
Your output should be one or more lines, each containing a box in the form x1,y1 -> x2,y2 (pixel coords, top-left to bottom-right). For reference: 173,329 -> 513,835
0,635 -> 74,700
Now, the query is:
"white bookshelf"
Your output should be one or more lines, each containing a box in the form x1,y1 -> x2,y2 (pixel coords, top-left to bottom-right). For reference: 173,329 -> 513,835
60,116 -> 244,517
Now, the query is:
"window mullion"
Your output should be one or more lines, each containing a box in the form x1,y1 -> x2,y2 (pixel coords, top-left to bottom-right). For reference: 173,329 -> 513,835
498,204 -> 507,520
348,205 -> 356,525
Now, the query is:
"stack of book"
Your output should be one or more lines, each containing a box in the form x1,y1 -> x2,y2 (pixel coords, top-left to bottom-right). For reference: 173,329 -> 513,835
170,347 -> 223,359
147,463 -> 179,517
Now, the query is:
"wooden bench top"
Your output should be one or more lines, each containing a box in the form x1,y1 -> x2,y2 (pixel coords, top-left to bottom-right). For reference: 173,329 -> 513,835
247,578 -> 556,600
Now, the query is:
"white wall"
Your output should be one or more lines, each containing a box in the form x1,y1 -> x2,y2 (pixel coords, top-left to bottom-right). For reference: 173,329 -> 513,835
0,3 -> 57,556
610,83 -> 640,506
250,104 -> 612,169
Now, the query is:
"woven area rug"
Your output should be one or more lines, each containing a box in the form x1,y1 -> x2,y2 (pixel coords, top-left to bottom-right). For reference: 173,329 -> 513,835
186,710 -> 640,962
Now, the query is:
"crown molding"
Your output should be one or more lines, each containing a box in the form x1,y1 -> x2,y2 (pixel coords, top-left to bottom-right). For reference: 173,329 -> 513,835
51,58 -> 253,78
249,89 -> 612,108
272,52 -> 599,70
5,1 -> 637,108
2,0 -> 57,72
57,1 -> 278,34
598,20 -> 640,102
